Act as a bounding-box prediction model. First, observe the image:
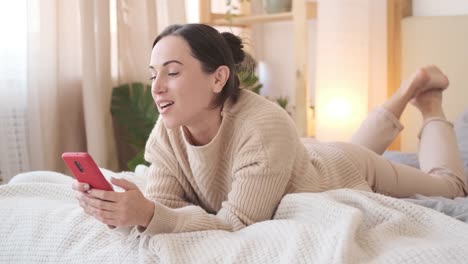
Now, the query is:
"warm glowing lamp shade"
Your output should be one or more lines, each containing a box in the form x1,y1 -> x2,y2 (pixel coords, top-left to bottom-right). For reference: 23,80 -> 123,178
315,84 -> 367,142
326,98 -> 353,121
315,0 -> 371,142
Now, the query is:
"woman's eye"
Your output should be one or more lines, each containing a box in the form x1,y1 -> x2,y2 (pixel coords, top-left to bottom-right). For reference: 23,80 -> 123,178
149,76 -> 156,81
168,72 -> 179,76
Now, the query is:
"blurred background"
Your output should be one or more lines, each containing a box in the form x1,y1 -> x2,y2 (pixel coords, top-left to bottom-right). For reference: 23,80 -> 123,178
1,0 -> 468,184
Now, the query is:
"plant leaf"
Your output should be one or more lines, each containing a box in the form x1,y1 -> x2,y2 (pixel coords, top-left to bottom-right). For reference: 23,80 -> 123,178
111,82 -> 159,155
276,96 -> 289,109
127,150 -> 149,172
237,68 -> 262,94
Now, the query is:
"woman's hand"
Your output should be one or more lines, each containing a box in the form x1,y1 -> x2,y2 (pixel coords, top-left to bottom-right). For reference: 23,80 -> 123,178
74,178 -> 155,228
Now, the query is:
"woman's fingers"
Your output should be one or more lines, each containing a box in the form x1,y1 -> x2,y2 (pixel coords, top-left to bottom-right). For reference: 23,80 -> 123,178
79,197 -> 116,223
72,181 -> 90,192
77,190 -> 117,211
89,206 -> 113,219
87,189 -> 120,202
82,194 -> 117,211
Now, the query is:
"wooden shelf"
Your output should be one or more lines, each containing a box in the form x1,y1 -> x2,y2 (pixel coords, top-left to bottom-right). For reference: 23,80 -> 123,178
199,0 -> 314,137
209,2 -> 317,27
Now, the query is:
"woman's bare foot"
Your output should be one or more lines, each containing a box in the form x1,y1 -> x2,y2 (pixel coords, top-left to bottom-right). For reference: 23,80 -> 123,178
411,89 -> 446,120
382,65 -> 447,119
398,65 -> 449,101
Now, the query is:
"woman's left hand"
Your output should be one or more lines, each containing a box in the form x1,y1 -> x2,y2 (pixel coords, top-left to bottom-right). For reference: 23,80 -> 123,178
77,177 -> 154,228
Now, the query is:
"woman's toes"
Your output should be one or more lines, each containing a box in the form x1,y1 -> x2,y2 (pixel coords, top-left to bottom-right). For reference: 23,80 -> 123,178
400,68 -> 430,99
404,66 -> 449,101
422,65 -> 449,91
413,68 -> 431,89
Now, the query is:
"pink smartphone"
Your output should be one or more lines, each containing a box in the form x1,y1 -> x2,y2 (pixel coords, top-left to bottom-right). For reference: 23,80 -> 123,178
62,152 -> 114,191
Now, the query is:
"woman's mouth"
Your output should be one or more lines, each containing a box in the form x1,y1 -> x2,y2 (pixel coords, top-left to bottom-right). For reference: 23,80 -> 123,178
158,101 -> 174,114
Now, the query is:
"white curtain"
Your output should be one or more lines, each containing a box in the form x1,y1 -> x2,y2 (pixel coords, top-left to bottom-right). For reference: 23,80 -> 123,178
0,1 -> 30,183
26,0 -> 119,175
116,0 -> 186,84
0,0 -> 186,183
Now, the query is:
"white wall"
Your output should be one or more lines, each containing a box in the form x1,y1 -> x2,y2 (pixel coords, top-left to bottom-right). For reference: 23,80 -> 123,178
413,0 -> 468,16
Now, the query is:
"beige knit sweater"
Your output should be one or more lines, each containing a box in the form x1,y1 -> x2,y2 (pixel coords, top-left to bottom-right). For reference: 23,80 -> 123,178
140,90 -> 370,235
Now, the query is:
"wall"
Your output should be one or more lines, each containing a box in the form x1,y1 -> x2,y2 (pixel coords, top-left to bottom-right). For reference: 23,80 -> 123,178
413,0 -> 468,16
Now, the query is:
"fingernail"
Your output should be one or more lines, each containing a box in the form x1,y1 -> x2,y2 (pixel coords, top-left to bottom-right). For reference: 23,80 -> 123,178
84,184 -> 90,190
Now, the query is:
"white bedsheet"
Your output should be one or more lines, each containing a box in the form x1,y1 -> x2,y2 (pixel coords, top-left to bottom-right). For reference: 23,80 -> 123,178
1,170 -> 468,263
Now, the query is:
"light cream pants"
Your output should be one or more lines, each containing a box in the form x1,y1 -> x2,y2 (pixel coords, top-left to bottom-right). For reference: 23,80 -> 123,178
350,107 -> 467,198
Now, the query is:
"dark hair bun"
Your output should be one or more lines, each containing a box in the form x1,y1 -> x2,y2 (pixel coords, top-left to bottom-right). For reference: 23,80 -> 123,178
221,32 -> 245,64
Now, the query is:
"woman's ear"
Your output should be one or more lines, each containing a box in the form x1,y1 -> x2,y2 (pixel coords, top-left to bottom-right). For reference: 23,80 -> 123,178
212,65 -> 230,93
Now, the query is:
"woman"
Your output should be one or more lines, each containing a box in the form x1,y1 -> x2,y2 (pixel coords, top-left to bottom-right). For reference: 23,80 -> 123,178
73,23 -> 467,235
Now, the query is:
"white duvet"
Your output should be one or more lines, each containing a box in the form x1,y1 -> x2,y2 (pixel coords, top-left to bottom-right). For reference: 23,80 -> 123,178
1,169 -> 468,264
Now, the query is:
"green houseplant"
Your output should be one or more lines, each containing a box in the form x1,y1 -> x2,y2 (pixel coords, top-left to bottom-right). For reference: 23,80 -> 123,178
225,0 -> 250,24
239,53 -> 290,112
111,82 -> 158,171
238,53 -> 263,94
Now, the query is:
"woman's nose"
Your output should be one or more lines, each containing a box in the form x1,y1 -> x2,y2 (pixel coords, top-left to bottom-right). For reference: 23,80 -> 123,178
151,76 -> 166,94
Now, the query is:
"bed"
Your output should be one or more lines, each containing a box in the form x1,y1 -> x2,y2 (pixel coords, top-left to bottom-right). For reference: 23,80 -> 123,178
2,167 -> 468,263
2,2 -> 468,264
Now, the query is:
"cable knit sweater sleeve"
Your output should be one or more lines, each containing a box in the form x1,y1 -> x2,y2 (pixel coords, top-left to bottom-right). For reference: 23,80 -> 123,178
143,119 -> 190,209
140,106 -> 299,235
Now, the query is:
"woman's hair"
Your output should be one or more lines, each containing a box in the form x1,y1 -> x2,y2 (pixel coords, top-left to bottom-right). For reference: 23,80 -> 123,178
152,23 -> 246,108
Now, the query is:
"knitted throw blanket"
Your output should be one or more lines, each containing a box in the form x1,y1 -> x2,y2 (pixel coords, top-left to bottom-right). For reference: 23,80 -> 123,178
1,171 -> 468,264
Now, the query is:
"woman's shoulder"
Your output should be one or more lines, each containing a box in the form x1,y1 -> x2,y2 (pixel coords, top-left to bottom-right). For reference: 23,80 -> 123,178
223,90 -> 298,139
224,90 -> 292,124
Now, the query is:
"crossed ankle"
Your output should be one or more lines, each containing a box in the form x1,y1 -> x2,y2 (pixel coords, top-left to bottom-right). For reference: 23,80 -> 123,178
422,111 -> 445,121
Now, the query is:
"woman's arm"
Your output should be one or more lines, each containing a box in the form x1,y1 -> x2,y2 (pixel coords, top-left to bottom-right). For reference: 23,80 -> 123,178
77,164 -> 191,229
76,118 -> 191,230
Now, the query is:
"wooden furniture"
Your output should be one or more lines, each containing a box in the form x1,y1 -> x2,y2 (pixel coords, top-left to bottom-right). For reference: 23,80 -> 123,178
387,0 -> 413,150
199,0 -> 317,137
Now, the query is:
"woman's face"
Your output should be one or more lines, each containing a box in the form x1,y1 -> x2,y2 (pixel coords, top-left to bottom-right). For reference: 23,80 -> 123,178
149,35 -> 219,129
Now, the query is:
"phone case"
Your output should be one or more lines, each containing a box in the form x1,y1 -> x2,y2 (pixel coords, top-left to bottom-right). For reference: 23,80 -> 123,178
62,152 -> 114,191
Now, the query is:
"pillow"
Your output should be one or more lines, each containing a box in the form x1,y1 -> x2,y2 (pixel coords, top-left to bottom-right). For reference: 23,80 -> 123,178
455,108 -> 468,168
383,151 -> 419,168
